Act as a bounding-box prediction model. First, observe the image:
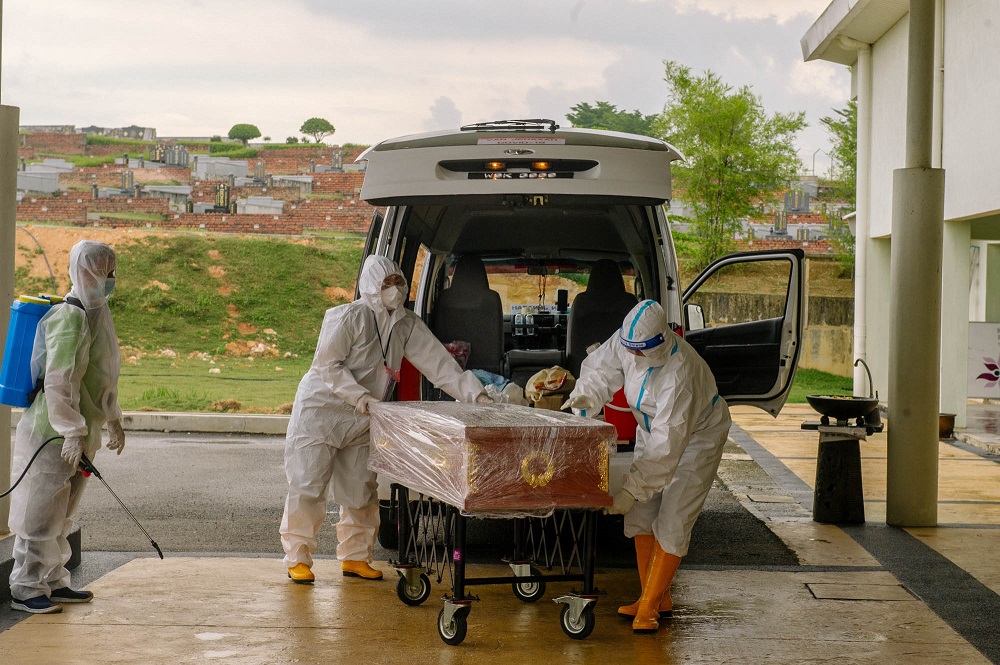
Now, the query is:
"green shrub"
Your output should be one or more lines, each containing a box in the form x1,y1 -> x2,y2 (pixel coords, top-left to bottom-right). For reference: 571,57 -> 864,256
85,135 -> 155,148
208,143 -> 258,158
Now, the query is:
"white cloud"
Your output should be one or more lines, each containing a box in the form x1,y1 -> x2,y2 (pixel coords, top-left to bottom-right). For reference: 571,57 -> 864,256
2,0 -> 846,154
787,59 -> 852,103
674,0 -> 829,25
425,97 -> 462,131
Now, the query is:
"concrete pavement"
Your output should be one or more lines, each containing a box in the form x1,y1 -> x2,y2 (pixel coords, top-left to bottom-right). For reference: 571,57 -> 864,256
0,403 -> 998,663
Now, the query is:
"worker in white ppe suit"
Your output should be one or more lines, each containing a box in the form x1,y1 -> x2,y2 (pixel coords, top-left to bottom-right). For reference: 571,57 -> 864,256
563,299 -> 731,632
280,255 -> 490,584
8,240 -> 126,614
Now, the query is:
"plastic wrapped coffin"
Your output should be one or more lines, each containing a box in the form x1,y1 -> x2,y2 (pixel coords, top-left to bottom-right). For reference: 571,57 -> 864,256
369,402 -> 615,513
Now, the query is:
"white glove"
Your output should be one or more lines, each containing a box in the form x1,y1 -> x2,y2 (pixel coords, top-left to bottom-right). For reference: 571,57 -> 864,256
561,395 -> 596,412
475,392 -> 494,404
605,489 -> 636,515
61,436 -> 86,469
356,394 -> 378,415
106,419 -> 126,455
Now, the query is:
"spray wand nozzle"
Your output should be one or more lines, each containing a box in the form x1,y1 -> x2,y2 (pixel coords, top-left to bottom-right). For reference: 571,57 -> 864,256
79,453 -> 164,559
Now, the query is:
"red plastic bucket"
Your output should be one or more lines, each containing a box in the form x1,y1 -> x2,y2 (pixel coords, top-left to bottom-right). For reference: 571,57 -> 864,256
603,388 -> 637,441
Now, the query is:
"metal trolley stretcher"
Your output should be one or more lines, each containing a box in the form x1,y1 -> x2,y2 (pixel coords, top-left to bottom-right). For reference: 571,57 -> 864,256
387,483 -> 602,646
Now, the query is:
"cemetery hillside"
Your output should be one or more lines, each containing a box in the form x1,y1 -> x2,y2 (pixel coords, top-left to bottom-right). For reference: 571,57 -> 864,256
12,129 -> 855,412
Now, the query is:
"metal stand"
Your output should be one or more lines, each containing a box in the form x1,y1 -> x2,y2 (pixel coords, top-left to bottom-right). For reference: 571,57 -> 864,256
814,430 -> 865,523
802,422 -> 879,525
388,483 -> 601,645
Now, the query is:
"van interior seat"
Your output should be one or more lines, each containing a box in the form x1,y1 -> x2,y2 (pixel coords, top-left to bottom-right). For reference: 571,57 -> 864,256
566,259 -> 638,377
432,255 -> 504,375
506,348 -> 564,392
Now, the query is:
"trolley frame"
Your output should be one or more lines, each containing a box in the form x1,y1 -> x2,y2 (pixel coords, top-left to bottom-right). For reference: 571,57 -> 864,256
387,483 -> 602,645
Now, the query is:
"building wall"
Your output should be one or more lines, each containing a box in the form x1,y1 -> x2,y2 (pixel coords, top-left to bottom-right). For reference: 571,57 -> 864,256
864,238 -> 893,412
868,15 -> 909,238
861,4 -> 1000,420
942,2 -> 1000,221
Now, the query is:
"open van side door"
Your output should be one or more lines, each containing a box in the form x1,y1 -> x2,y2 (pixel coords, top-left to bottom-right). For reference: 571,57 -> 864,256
682,249 -> 804,416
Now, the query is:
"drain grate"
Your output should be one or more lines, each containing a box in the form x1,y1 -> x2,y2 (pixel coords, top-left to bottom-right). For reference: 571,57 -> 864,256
806,583 -> 917,601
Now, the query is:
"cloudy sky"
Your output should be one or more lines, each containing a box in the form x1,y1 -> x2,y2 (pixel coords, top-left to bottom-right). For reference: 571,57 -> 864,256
2,0 -> 848,173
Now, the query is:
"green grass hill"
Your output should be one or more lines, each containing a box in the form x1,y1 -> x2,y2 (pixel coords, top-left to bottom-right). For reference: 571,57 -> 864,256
16,230 -> 363,413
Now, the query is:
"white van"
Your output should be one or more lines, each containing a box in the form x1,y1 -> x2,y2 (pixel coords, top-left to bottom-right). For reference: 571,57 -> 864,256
355,119 -> 804,546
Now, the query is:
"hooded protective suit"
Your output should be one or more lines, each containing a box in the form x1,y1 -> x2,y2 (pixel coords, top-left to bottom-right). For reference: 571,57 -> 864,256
567,299 -> 731,557
8,240 -> 123,601
280,256 -> 486,566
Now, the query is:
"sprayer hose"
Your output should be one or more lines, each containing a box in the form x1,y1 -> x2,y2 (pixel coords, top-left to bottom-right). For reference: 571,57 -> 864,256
0,435 -> 66,498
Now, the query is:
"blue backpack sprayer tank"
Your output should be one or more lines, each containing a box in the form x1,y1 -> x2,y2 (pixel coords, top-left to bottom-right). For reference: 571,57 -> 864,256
0,294 -> 60,408
0,294 -> 164,558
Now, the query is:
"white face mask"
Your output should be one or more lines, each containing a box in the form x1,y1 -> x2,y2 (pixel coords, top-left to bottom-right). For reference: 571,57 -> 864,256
632,353 -> 654,371
381,285 -> 406,311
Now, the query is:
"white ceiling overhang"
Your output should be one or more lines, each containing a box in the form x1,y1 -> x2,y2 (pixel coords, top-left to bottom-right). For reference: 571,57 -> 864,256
801,0 -> 910,64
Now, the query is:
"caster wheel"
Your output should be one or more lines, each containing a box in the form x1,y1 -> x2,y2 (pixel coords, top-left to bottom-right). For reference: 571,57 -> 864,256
512,567 -> 546,603
396,572 -> 431,606
560,604 -> 595,640
438,606 -> 469,646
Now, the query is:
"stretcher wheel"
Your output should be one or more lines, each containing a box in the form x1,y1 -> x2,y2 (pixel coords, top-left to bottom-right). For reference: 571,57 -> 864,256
438,607 -> 469,646
560,604 -> 595,640
396,572 -> 431,606
511,567 -> 546,603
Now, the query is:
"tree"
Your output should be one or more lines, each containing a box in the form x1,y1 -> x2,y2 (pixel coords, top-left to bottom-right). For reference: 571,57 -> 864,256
820,101 -> 857,207
566,101 -> 657,137
300,117 -> 336,144
286,136 -> 299,144
228,123 -> 261,145
656,61 -> 806,268
821,100 -> 858,276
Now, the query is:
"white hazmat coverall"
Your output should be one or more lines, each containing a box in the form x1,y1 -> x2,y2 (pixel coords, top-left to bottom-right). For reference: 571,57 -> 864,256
280,256 -> 486,566
9,241 -> 123,601
568,299 -> 731,557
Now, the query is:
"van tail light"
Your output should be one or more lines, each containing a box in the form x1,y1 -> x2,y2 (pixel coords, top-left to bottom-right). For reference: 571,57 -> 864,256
671,323 -> 684,338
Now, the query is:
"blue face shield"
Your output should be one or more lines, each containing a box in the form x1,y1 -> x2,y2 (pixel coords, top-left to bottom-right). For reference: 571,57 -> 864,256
104,278 -> 116,296
620,299 -> 673,368
619,333 -> 665,352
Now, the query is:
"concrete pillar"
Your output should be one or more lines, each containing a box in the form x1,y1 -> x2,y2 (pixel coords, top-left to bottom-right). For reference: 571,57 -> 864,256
0,105 -> 20,533
941,223 -> 971,427
931,0 -> 967,427
987,246 -> 1000,321
886,0 -> 943,527
844,41 -> 873,396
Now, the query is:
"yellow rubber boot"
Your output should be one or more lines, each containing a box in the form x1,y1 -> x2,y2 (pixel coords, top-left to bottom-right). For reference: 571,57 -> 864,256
617,534 -> 654,618
633,544 -> 681,632
287,563 -> 315,584
342,560 -> 383,580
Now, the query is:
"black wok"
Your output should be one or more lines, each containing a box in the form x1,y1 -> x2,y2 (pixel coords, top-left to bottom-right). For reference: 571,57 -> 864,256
806,394 -> 880,421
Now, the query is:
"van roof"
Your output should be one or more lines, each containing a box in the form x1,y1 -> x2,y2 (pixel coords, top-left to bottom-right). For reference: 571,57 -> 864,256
357,121 -> 684,205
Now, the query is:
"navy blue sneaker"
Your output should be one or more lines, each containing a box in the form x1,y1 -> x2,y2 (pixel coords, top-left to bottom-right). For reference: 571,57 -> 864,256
10,595 -> 62,614
50,587 -> 94,603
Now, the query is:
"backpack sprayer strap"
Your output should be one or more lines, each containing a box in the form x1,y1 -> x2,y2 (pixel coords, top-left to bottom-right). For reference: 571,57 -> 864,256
26,296 -> 86,405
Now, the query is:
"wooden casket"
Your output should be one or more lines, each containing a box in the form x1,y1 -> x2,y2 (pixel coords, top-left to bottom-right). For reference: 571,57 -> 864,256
368,402 -> 615,513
